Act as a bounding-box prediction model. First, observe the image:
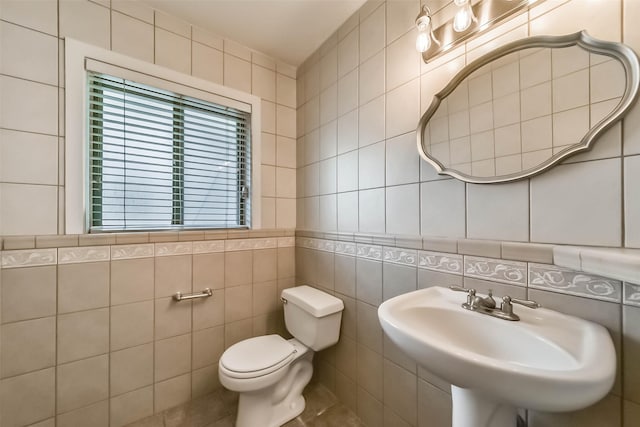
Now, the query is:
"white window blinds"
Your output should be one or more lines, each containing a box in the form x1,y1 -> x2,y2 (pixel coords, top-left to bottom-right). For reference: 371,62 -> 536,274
87,72 -> 251,231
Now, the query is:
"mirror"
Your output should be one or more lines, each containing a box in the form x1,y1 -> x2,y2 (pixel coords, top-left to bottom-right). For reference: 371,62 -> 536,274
417,31 -> 639,183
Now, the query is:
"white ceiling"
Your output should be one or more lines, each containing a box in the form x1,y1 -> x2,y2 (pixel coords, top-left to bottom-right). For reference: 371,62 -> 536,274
142,0 -> 368,66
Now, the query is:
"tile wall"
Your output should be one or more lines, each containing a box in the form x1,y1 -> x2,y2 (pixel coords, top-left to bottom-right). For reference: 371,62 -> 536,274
295,0 -> 640,426
0,0 -> 297,236
0,231 -> 295,427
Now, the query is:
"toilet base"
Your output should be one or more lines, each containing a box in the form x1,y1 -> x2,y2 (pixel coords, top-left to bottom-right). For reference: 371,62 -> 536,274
235,353 -> 314,427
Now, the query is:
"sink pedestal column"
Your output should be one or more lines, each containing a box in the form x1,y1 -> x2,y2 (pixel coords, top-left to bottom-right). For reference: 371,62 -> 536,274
451,386 -> 517,427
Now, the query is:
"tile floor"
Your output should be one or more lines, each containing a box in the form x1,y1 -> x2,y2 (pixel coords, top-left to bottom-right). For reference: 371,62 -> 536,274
125,382 -> 364,427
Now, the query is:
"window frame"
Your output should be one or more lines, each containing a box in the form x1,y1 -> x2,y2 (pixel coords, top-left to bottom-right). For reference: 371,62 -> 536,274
65,38 -> 262,234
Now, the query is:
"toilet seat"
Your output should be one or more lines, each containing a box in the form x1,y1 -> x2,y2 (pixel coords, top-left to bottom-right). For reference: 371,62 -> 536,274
220,335 -> 296,379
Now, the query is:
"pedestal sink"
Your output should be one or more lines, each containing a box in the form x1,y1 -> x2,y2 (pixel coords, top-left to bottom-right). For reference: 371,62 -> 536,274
377,286 -> 616,427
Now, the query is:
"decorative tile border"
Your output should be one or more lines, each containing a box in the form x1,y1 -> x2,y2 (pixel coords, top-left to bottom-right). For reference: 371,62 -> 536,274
418,251 -> 463,275
58,246 -> 110,264
277,237 -> 295,247
316,239 -> 335,253
356,244 -> 382,261
2,249 -> 58,268
334,241 -> 356,256
225,237 -> 278,251
111,244 -> 155,260
464,256 -> 527,286
624,282 -> 640,307
192,240 -> 225,254
529,263 -> 622,303
155,242 -> 193,257
383,247 -> 417,267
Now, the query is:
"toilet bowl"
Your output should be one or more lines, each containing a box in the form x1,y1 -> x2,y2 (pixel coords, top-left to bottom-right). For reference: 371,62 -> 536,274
218,285 -> 344,427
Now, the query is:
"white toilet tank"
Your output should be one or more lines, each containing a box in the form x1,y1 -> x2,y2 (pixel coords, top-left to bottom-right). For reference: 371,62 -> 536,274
281,285 -> 344,351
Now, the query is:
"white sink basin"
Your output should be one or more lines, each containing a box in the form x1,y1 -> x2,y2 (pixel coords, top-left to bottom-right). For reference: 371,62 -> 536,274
378,286 -> 616,427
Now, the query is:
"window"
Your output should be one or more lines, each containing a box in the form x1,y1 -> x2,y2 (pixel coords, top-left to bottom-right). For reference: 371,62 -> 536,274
88,73 -> 250,231
64,39 -> 261,234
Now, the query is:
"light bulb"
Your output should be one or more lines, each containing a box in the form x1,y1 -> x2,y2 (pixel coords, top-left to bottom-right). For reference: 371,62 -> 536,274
453,0 -> 468,5
453,4 -> 473,32
416,31 -> 431,52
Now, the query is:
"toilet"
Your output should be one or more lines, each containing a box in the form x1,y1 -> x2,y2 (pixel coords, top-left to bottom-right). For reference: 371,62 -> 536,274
218,285 -> 344,427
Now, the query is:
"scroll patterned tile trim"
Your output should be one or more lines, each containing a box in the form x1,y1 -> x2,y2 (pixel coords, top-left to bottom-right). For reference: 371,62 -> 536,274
623,282 -> 640,307
356,244 -> 382,261
154,242 -> 193,257
225,237 -> 278,251
383,247 -> 417,267
464,256 -> 527,286
58,246 -> 110,264
192,240 -> 225,254
111,244 -> 155,260
529,263 -> 622,303
1,248 -> 58,268
418,250 -> 463,275
277,237 -> 295,247
334,241 -> 357,256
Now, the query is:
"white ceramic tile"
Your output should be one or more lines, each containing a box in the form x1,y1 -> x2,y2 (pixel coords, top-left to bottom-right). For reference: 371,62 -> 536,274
359,51 -> 385,105
112,0 -> 154,24
111,11 -> 154,64
319,194 -> 337,231
337,110 -> 359,154
386,133 -> 420,186
276,136 -> 296,168
386,29 -> 420,91
625,155 -> 640,248
420,180 -> 466,238
57,355 -> 108,413
224,39 -> 251,61
223,54 -> 251,93
192,42 -> 223,85
0,368 -> 55,426
359,4 -> 385,63
337,151 -> 359,192
277,73 -> 296,108
531,158 -> 621,246
304,163 -> 319,197
469,102 -> 493,134
1,75 -> 58,135
59,0 -> 110,49
495,154 -> 522,176
521,82 -> 552,121
109,386 -> 153,427
386,78 -> 420,139
450,136 -> 471,166
338,69 -> 359,116
320,47 -> 338,90
262,165 -> 276,197
468,72 -> 492,107
319,121 -> 337,160
520,48 -> 551,89
1,183 -> 57,235
591,59 -> 626,103
154,9 -> 190,37
320,83 -> 338,125
262,132 -> 276,165
386,0 -> 419,44
553,69 -> 589,113
1,21 -> 58,86
492,60 -> 520,98
338,27 -> 359,77
0,0 -> 58,35
448,111 -> 470,140
359,95 -> 386,147
338,191 -> 359,231
252,64 -> 276,102
276,198 -> 296,228
304,129 -> 320,165
277,105 -> 296,138
304,96 -> 320,132
0,130 -> 58,185
319,158 -> 337,195
467,180 -> 529,242
493,92 -> 521,128
552,106 -> 589,147
359,141 -> 385,189
305,63 -> 320,101
155,28 -> 190,75
303,196 -> 319,230
465,24 -> 528,63
276,167 -> 296,198
494,123 -> 521,157
530,0 -> 621,43
470,131 -> 495,162
359,188 -> 385,233
521,116 -> 552,153
262,100 -> 276,134
386,184 -> 419,235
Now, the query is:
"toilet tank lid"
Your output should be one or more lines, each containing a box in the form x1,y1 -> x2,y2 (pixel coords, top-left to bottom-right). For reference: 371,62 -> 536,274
281,285 -> 344,317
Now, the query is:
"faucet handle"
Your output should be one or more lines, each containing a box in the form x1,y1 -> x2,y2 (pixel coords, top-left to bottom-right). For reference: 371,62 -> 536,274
449,285 -> 468,293
449,286 -> 476,305
503,295 -> 541,309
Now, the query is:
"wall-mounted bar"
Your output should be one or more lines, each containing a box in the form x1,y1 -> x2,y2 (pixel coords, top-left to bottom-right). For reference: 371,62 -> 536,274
173,288 -> 213,301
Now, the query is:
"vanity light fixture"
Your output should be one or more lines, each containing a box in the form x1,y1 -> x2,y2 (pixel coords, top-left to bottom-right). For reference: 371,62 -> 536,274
419,0 -> 546,63
415,5 -> 439,53
452,0 -> 476,33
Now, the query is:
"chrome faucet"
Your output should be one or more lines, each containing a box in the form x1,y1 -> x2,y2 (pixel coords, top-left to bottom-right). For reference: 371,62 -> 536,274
449,286 -> 540,321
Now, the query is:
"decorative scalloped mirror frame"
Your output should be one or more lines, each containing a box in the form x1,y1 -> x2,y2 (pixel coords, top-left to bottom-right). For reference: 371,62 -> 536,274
417,31 -> 640,184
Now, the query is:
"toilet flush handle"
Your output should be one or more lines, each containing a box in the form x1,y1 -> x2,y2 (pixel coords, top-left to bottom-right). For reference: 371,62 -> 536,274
281,297 -> 288,304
